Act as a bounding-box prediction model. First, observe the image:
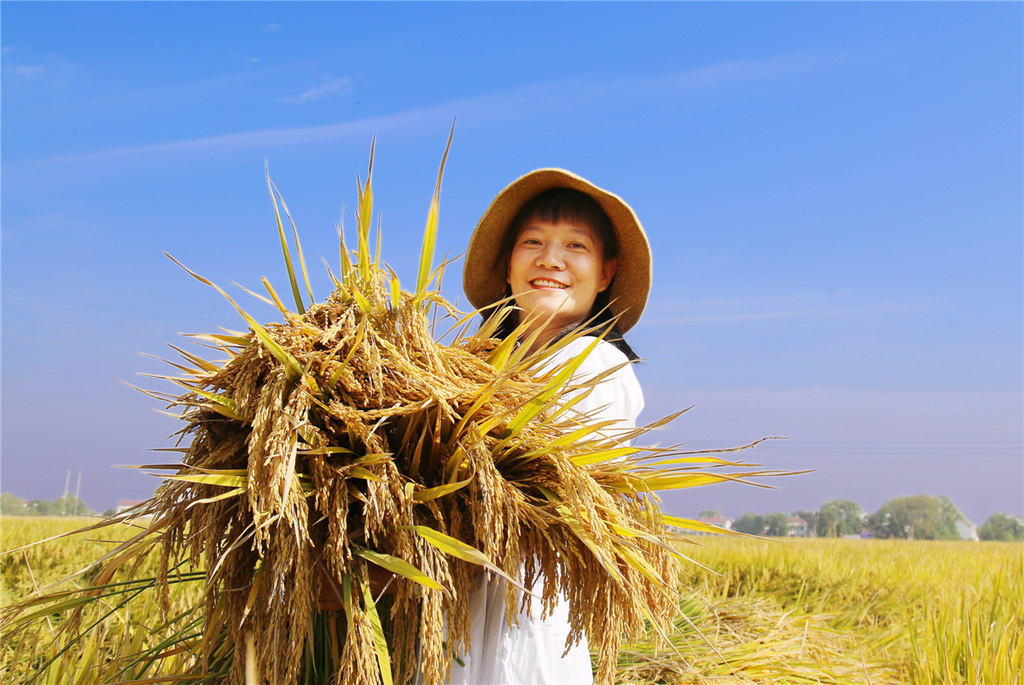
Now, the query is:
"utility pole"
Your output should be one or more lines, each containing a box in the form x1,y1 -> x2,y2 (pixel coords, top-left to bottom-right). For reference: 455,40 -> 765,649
62,470 -> 71,517
74,471 -> 83,516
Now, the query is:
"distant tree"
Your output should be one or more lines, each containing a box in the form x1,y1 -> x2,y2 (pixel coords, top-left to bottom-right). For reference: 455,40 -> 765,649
764,512 -> 789,537
979,513 -> 1024,542
16,495 -> 94,517
793,509 -> 819,536
698,509 -> 722,519
55,494 -> 94,517
867,494 -> 961,540
1,493 -> 28,516
733,513 -> 765,535
817,499 -> 864,537
26,499 -> 60,516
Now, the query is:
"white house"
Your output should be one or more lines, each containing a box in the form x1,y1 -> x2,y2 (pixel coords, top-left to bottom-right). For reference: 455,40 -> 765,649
787,516 -> 810,538
955,518 -> 979,541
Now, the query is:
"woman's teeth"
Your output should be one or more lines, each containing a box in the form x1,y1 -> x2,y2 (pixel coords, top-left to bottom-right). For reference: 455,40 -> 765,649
532,279 -> 567,289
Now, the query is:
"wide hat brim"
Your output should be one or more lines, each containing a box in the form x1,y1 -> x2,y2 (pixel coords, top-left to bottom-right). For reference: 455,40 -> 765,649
463,168 -> 652,334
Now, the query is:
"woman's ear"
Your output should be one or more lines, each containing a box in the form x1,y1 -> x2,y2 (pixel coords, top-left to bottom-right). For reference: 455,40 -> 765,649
598,257 -> 617,292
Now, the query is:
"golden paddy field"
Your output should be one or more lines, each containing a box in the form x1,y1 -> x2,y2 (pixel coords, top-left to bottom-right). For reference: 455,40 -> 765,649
2,517 -> 1021,684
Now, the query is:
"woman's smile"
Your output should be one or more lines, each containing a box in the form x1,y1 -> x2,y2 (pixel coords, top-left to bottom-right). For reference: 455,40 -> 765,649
529,277 -> 568,289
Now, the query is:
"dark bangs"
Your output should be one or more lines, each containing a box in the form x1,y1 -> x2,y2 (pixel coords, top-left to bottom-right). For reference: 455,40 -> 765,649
494,188 -> 619,272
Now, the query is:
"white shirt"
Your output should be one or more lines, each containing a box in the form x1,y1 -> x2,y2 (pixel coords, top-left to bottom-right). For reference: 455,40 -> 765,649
447,337 -> 644,684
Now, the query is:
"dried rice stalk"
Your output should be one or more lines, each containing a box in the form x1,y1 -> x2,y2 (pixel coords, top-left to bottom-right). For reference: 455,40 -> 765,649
1,140 -> 786,685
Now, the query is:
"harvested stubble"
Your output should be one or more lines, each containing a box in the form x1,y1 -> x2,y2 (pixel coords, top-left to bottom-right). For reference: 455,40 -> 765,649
1,148 -> 780,685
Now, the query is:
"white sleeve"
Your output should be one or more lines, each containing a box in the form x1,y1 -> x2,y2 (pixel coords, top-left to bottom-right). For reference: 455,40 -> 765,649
543,337 -> 645,444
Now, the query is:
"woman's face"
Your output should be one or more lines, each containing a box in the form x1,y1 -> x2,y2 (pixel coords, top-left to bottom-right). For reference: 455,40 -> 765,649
506,215 -> 617,344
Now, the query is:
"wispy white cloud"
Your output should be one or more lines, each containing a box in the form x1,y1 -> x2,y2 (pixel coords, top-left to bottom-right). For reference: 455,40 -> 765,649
10,63 -> 46,79
277,77 -> 353,104
3,53 -> 77,85
32,52 -> 839,167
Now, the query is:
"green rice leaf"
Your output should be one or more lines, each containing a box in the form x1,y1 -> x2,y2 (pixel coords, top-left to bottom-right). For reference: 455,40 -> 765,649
347,466 -> 383,481
186,386 -> 248,421
187,487 -> 246,507
627,471 -> 760,492
410,526 -> 526,592
615,541 -> 665,586
569,445 -> 640,466
415,123 -> 453,296
353,549 -> 446,591
662,515 -> 748,536
358,570 -> 394,685
297,446 -> 355,456
161,473 -> 248,489
355,141 -> 375,285
389,272 -> 402,310
165,344 -> 220,373
165,253 -> 305,383
503,335 -> 602,435
273,178 -> 316,307
412,476 -> 473,502
261,276 -> 292,317
266,166 -> 305,315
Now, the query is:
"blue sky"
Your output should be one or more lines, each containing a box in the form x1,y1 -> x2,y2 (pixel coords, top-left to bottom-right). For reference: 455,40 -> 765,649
3,2 -> 1021,524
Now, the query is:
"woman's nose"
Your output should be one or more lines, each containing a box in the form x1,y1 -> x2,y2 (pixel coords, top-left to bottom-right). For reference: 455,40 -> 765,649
536,245 -> 565,269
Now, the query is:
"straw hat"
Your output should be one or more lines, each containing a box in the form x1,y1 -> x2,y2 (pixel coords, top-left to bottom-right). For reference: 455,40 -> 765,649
463,168 -> 652,333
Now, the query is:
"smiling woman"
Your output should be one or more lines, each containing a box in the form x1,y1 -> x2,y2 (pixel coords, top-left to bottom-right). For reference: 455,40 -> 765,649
457,169 -> 654,684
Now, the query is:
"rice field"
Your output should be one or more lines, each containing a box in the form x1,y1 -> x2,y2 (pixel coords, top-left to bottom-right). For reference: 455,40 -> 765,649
3,517 -> 1020,684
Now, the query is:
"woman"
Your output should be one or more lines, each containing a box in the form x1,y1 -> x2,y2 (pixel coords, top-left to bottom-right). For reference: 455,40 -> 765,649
455,168 -> 652,684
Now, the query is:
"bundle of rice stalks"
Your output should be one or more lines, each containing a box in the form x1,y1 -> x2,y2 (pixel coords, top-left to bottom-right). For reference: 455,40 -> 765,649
1,141 -> 784,685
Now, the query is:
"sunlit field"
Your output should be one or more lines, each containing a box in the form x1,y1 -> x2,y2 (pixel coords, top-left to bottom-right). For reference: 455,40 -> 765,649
648,536 -> 1024,684
3,519 -> 1021,684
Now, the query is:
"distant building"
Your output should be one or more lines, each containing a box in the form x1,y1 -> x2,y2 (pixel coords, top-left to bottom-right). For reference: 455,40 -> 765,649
115,500 -> 145,515
690,516 -> 734,536
786,516 -> 809,538
955,518 -> 979,541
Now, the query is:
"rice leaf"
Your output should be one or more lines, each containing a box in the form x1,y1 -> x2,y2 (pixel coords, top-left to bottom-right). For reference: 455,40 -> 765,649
412,476 -> 473,502
161,473 -> 248,489
266,166 -> 305,315
353,549 -> 446,591
358,571 -> 394,685
273,178 -> 316,307
410,526 -> 526,592
415,123 -> 453,296
164,253 -> 305,382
